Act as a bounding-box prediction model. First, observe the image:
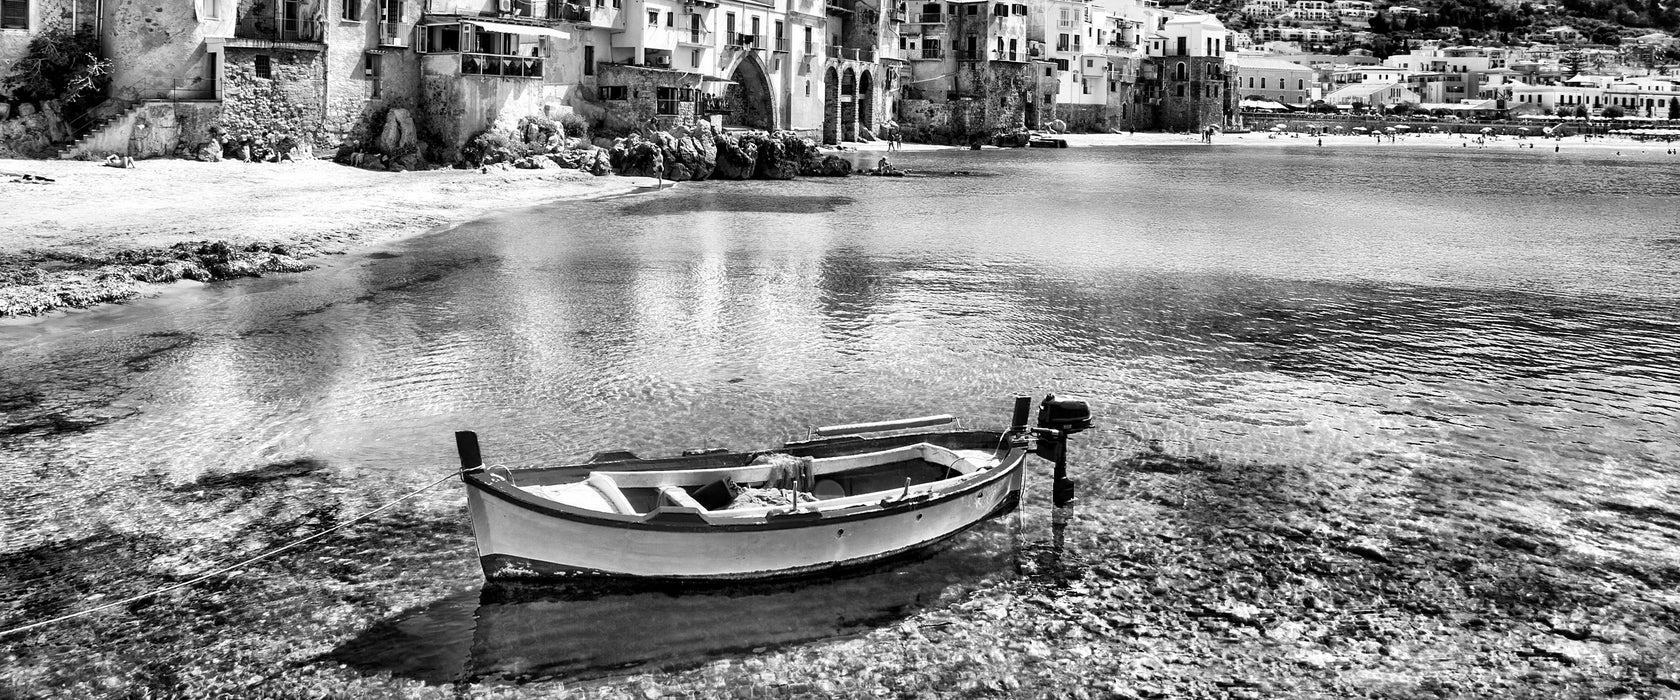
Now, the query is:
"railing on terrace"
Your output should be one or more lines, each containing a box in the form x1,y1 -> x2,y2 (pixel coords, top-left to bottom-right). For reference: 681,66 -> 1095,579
773,37 -> 789,51
826,0 -> 853,12
379,21 -> 411,47
993,49 -> 1020,61
956,49 -> 982,61
909,12 -> 944,22
681,29 -> 713,43
727,32 -> 762,48
699,95 -> 729,113
461,52 -> 544,78
1056,18 -> 1076,27
826,46 -> 875,61
917,47 -> 943,59
548,1 -> 593,21
234,17 -> 323,42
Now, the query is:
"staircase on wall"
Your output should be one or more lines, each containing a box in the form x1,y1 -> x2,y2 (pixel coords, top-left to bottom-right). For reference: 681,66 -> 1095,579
56,101 -> 143,160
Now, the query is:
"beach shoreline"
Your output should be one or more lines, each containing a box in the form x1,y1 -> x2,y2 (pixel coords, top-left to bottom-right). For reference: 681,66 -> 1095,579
0,159 -> 662,319
5,130 -> 1673,318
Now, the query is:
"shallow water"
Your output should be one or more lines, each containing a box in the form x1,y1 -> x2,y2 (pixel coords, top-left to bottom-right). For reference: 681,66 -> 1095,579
2,144 -> 1677,688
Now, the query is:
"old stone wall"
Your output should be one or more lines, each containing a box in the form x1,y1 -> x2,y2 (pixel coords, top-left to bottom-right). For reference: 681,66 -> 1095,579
594,63 -> 699,132
66,99 -> 223,158
103,0 -> 214,104
1154,55 -> 1227,132
321,19 -> 420,152
220,47 -> 326,144
1053,103 -> 1105,132
417,55 -> 567,162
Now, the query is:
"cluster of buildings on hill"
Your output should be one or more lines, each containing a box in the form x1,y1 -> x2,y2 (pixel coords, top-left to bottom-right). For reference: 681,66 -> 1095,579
0,0 -> 1252,161
1227,42 -> 1680,121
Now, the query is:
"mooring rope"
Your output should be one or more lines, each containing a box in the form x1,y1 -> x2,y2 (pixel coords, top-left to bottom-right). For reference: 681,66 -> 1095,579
0,468 -> 470,640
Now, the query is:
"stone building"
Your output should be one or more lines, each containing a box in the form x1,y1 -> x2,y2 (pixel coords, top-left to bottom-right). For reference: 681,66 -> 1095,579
898,0 -> 1039,143
1144,13 -> 1227,131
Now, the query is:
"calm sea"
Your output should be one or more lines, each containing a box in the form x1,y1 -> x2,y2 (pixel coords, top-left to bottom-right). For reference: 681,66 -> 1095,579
2,144 -> 1677,685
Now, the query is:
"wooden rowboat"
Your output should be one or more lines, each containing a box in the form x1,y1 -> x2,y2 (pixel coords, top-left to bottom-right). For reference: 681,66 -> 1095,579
455,395 -> 1091,581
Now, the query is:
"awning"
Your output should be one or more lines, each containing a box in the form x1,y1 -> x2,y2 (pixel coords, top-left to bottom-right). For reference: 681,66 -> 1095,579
462,19 -> 570,39
701,76 -> 737,84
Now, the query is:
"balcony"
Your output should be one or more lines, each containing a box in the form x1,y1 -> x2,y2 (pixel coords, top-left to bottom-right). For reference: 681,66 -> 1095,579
956,49 -> 983,61
891,7 -> 906,20
727,32 -> 763,48
993,49 -> 1022,62
461,52 -> 544,78
915,48 -> 943,60
379,21 -> 411,47
826,0 -> 853,13
230,17 -> 324,47
825,46 -> 876,61
772,37 -> 790,52
548,1 -> 594,22
679,28 -> 713,45
909,12 -> 944,23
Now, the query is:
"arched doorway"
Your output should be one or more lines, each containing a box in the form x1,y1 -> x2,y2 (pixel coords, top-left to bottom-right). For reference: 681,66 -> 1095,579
726,53 -> 777,130
823,66 -> 840,145
840,67 -> 857,141
858,70 -> 875,134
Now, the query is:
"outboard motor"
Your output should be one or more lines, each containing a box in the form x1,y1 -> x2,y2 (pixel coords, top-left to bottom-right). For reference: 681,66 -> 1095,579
1036,394 -> 1092,507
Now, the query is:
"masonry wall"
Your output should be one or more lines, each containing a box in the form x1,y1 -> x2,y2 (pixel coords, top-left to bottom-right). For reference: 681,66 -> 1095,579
221,46 -> 327,144
418,54 -> 568,162
321,16 -> 421,150
1154,55 -> 1227,132
69,99 -> 223,157
103,0 -> 214,104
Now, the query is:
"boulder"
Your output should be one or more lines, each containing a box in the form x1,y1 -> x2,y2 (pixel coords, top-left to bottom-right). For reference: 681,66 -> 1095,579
196,139 -> 223,162
376,108 -> 417,155
18,103 -> 37,118
41,101 -> 71,143
813,154 -> 852,177
584,149 -> 612,176
750,133 -> 799,180
1047,118 -> 1068,134
711,131 -> 759,180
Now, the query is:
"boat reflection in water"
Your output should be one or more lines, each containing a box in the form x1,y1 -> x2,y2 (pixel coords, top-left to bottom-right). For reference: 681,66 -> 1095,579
328,523 -> 1021,685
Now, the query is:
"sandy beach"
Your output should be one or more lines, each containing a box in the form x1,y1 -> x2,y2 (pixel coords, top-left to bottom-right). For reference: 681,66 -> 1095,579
0,159 -> 658,318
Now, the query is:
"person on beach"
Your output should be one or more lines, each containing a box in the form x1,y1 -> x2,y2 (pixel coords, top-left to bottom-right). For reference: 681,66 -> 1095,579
103,153 -> 135,169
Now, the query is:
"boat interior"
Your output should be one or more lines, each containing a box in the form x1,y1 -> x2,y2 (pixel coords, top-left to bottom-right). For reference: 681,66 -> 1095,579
500,440 -> 1017,520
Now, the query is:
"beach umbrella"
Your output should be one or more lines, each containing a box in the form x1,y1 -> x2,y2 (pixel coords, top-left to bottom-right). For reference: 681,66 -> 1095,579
1394,124 -> 1410,130
1480,127 -> 1494,134
1352,127 -> 1368,132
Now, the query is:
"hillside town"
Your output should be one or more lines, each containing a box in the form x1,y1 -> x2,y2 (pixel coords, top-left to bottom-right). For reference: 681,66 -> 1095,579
0,0 -> 1677,164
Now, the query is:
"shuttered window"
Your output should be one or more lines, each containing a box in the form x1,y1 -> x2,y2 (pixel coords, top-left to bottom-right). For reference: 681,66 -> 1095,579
1,0 -> 29,29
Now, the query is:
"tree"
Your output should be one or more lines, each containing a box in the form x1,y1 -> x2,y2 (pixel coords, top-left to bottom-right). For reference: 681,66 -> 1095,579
1369,12 -> 1390,34
1560,49 -> 1588,77
1601,104 -> 1626,118
1573,104 -> 1590,118
1,23 -> 109,113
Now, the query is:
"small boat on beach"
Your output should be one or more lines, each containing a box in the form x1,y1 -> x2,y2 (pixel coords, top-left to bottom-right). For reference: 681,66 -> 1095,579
455,395 -> 1091,581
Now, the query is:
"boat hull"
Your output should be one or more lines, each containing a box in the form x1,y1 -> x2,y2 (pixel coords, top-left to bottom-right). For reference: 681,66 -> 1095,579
464,445 -> 1026,581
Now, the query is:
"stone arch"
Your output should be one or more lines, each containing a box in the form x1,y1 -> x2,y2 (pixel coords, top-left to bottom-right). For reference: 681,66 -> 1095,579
1174,62 -> 1187,81
841,67 -> 858,141
823,66 -> 841,144
858,70 -> 875,134
726,52 -> 777,130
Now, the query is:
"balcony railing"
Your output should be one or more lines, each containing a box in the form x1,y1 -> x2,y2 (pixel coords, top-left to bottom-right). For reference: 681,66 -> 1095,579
909,12 -> 944,22
699,95 -> 729,113
234,17 -> 323,43
461,52 -> 544,78
826,0 -> 853,13
772,37 -> 789,51
727,32 -> 762,48
956,49 -> 983,61
379,21 -> 411,47
916,48 -> 943,59
548,1 -> 593,21
993,49 -> 1021,61
680,29 -> 713,44
803,40 -> 816,55
826,46 -> 875,61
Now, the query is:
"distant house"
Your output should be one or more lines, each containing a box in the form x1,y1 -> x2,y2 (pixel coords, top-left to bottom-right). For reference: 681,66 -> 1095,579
1228,53 -> 1316,105
1324,80 -> 1417,108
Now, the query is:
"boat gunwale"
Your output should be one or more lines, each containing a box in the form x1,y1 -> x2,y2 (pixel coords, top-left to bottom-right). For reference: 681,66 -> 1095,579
461,430 -> 1026,533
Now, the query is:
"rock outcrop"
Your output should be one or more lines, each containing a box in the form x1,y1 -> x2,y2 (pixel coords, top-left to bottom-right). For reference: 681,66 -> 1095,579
376,108 -> 418,155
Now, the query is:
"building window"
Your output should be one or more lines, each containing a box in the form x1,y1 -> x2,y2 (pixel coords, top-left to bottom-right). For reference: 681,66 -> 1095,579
342,0 -> 362,21
647,10 -> 658,25
255,55 -> 272,79
365,53 -> 382,98
1297,79 -> 1303,90
600,85 -> 628,100
1175,84 -> 1184,97
657,86 -> 679,115
805,80 -> 810,95
965,3 -> 976,13
1174,62 -> 1185,80
691,49 -> 699,67
1260,77 -> 1267,89
584,45 -> 594,75
666,11 -> 674,26
993,3 -> 1005,15
1175,36 -> 1186,55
